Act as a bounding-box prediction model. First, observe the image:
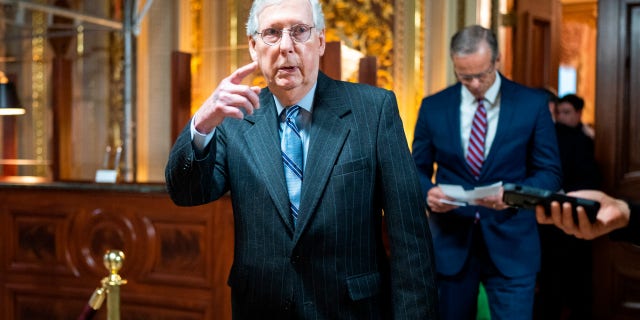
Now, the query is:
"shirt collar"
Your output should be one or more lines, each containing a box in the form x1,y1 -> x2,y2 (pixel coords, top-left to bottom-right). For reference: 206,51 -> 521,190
274,83 -> 317,116
461,71 -> 501,106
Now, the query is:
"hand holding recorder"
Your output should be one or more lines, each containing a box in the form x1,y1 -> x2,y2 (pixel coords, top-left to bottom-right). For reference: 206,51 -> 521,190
502,183 -> 600,223
534,189 -> 631,240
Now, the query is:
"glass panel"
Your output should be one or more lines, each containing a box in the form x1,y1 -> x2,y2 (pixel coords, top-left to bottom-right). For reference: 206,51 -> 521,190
0,1 -> 122,182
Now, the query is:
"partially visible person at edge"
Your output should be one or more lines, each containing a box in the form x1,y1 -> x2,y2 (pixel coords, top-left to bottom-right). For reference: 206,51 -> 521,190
554,93 -> 600,192
537,190 -> 640,245
535,92 -> 601,320
164,0 -> 438,318
412,25 -> 562,320
556,93 -> 595,139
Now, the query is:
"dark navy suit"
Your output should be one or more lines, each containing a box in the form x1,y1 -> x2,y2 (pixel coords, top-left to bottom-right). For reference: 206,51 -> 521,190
412,75 -> 562,319
166,72 -> 438,319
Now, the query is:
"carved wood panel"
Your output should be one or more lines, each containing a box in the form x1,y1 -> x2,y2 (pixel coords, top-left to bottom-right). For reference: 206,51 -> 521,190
0,185 -> 234,320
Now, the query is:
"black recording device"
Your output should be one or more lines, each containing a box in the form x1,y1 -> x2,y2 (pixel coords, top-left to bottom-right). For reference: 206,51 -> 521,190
502,183 -> 600,223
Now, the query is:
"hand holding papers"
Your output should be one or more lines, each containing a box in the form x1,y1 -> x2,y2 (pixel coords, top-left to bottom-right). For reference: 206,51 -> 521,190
439,198 -> 468,206
438,182 -> 503,206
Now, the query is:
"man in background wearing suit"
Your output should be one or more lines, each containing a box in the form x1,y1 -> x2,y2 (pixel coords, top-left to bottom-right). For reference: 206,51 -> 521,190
412,25 -> 562,320
165,0 -> 438,318
535,93 -> 601,320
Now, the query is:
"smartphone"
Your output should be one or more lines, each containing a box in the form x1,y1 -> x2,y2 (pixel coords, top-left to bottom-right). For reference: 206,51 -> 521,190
502,183 -> 600,223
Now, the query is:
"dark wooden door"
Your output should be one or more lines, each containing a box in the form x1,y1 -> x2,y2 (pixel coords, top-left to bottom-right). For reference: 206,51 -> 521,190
593,1 -> 640,319
512,0 -> 561,89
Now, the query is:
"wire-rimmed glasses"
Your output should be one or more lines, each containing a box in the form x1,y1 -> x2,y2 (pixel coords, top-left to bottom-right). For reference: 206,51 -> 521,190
256,24 -> 315,46
455,63 -> 496,83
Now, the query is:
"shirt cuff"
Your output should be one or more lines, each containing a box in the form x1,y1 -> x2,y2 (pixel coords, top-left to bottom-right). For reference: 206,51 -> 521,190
190,116 -> 215,152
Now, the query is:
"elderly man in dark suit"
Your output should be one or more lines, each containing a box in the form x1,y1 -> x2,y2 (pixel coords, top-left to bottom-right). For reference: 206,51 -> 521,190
412,25 -> 562,319
165,0 -> 438,318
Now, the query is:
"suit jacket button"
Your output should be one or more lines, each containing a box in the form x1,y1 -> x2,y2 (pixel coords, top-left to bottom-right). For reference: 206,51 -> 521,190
291,255 -> 300,265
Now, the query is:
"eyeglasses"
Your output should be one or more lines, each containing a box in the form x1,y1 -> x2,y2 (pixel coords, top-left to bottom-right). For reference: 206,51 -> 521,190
256,24 -> 315,46
456,63 -> 495,83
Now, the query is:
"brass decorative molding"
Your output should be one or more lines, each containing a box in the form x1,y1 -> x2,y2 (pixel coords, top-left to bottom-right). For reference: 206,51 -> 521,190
31,5 -> 46,177
191,0 -> 203,114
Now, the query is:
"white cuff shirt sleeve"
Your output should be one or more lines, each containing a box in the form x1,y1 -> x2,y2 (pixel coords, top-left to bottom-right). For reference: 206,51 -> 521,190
190,115 -> 215,152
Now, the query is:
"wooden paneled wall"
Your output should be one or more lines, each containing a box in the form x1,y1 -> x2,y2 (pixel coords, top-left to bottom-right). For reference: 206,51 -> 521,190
0,183 -> 234,320
592,1 -> 640,319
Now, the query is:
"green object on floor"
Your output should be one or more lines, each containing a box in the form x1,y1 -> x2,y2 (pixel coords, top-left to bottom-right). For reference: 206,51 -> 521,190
477,283 -> 491,320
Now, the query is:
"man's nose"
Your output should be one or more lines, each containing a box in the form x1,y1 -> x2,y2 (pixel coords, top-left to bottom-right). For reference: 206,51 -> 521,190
468,77 -> 482,87
465,79 -> 482,92
279,32 -> 295,51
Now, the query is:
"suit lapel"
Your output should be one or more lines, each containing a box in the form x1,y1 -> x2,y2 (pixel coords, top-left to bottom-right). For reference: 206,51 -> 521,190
244,93 -> 295,233
294,74 -> 350,240
449,85 -> 465,162
483,76 -> 515,177
445,84 -> 471,177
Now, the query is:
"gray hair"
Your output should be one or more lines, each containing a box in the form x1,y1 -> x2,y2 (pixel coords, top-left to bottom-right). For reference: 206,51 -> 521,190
246,0 -> 326,36
450,25 -> 498,62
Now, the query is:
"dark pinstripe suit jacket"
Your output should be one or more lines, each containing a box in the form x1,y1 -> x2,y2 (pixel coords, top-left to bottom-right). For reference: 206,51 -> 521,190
165,72 -> 438,319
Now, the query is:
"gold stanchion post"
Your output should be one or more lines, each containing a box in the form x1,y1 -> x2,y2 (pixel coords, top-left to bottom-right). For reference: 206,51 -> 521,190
102,250 -> 127,320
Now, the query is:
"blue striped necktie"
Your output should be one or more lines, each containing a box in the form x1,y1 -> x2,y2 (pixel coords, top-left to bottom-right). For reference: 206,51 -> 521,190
467,98 -> 487,179
281,105 -> 303,226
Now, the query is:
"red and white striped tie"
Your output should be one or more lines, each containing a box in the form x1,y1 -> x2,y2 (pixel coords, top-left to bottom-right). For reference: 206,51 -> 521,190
466,98 -> 487,179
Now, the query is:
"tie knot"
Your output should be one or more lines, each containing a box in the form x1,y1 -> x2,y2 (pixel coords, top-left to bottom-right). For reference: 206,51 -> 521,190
285,105 -> 301,120
476,98 -> 487,114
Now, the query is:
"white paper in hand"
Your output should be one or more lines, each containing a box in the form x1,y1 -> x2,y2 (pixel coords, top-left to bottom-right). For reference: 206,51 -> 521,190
439,181 -> 503,204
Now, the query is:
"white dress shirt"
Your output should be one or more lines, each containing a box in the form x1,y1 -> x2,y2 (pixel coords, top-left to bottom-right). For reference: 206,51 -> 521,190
460,73 -> 501,159
190,84 -> 316,167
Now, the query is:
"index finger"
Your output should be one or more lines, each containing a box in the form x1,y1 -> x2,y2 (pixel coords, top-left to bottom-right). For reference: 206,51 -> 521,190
229,61 -> 259,85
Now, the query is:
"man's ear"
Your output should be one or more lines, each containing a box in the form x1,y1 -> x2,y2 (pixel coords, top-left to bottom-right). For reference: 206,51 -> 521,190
318,29 -> 326,56
494,52 -> 502,70
248,36 -> 257,61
